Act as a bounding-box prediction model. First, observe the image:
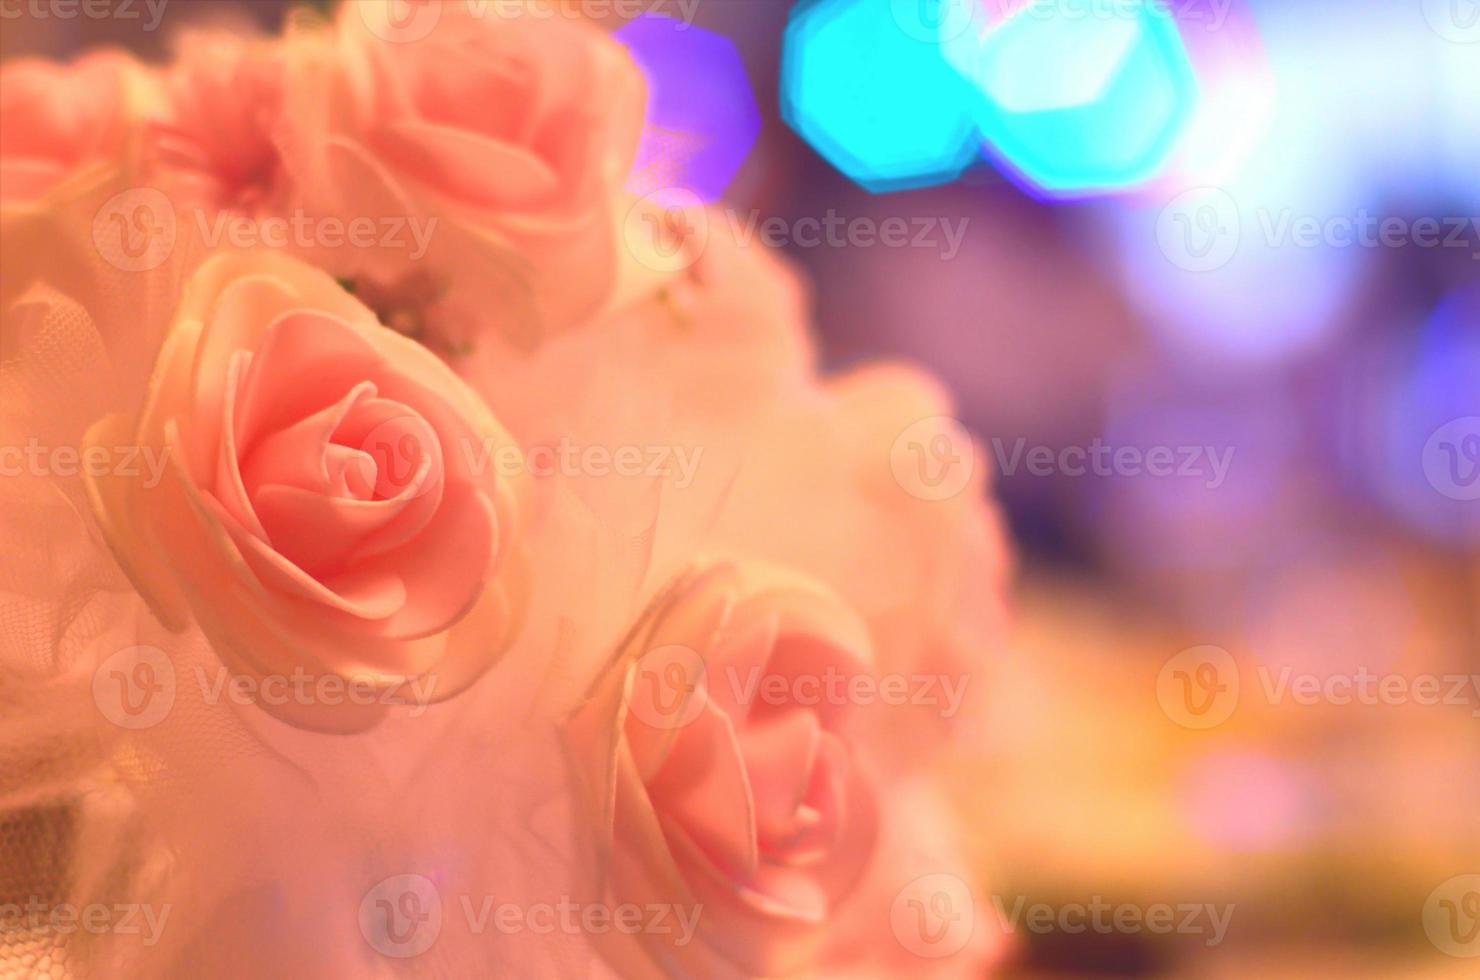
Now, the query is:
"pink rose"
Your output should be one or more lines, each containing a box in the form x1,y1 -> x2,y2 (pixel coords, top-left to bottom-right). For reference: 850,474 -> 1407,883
568,560 -> 883,976
0,51 -> 140,204
297,0 -> 645,349
83,250 -> 527,731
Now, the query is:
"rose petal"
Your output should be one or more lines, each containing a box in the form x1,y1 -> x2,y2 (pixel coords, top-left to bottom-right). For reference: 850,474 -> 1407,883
206,492 -> 408,622
345,484 -> 495,640
737,709 -> 824,852
189,273 -> 306,471
647,700 -> 759,881
212,348 -> 268,539
234,308 -> 384,449
373,119 -> 560,209
251,484 -> 407,575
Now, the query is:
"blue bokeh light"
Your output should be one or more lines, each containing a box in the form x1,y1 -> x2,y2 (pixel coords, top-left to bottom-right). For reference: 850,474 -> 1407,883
781,0 -> 980,193
615,14 -> 762,203
948,0 -> 1199,196
1366,286 -> 1480,544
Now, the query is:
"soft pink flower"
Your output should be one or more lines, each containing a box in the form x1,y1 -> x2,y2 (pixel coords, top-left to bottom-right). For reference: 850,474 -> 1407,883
0,51 -> 140,204
0,14 -> 1010,975
82,250 -> 528,732
294,0 -> 646,348
145,30 -> 295,213
568,560 -> 884,976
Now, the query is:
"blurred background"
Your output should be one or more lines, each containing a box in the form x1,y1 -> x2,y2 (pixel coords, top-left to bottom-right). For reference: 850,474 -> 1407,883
4,0 -> 1477,975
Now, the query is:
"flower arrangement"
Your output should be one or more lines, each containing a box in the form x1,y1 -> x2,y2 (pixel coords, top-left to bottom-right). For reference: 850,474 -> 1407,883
0,3 -> 1009,976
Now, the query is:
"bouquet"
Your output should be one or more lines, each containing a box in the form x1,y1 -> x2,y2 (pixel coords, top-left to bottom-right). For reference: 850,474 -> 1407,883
0,3 -> 1010,976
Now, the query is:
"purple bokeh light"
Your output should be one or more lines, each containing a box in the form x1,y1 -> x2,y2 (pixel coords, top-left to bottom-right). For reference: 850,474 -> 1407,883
616,14 -> 761,204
